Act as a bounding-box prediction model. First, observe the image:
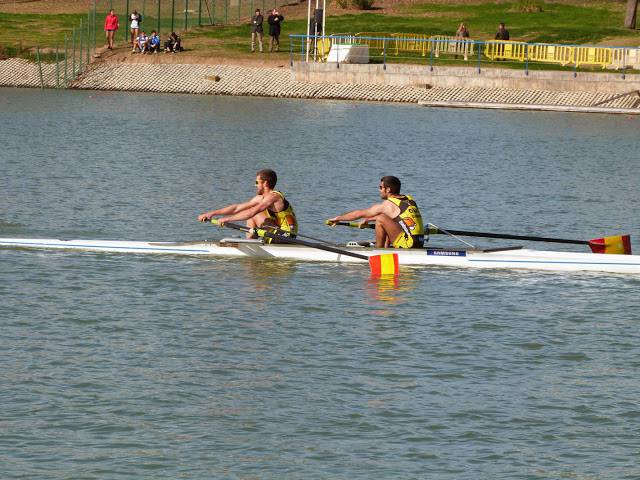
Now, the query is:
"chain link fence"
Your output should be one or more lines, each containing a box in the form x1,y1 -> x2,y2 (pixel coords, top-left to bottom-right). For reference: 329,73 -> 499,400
94,0 -> 282,37
19,0 -> 283,89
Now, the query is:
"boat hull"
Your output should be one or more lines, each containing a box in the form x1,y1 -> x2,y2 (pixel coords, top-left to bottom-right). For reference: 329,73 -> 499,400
1,237 -> 639,274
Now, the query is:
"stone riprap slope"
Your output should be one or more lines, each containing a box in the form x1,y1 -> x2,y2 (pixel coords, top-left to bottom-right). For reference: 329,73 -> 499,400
0,58 -> 66,88
1,59 -> 639,111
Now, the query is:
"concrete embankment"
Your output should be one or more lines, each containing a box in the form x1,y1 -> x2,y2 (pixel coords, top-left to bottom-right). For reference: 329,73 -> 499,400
1,57 -> 639,113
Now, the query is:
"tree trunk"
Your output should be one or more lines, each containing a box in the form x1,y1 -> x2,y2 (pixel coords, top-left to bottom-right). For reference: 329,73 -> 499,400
625,0 -> 638,29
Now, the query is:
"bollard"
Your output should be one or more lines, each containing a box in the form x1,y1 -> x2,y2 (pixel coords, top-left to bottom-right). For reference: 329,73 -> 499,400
429,39 -> 434,72
36,46 -> 44,89
383,38 -> 387,71
56,45 -> 60,88
289,36 -> 293,67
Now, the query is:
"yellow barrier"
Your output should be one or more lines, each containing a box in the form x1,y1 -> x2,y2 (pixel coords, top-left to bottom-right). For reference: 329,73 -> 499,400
610,47 -> 640,70
314,37 -> 332,62
391,33 -> 431,56
574,46 -> 612,69
430,35 -> 475,60
484,40 -> 527,61
610,48 -> 628,70
527,44 -> 574,66
339,32 -> 639,70
354,32 -> 395,53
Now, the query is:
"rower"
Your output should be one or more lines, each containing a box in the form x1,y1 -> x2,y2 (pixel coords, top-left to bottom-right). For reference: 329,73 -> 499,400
198,169 -> 297,242
327,175 -> 424,249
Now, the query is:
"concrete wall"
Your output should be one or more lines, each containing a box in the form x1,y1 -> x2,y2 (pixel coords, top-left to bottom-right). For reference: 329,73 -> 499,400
293,62 -> 640,94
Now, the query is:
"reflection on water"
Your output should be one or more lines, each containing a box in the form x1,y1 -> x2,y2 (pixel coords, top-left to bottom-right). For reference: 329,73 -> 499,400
241,257 -> 297,292
366,269 -> 420,304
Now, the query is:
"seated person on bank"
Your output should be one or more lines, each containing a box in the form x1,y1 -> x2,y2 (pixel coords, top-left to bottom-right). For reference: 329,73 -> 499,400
135,31 -> 149,53
327,175 -> 425,249
148,31 -> 161,53
164,32 -> 182,52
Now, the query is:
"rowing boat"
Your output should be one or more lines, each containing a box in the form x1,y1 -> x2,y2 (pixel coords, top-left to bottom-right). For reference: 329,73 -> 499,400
1,236 -> 639,274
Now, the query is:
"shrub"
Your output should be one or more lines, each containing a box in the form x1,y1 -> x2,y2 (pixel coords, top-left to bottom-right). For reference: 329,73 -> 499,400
352,0 -> 375,9
518,0 -> 543,13
334,0 -> 375,10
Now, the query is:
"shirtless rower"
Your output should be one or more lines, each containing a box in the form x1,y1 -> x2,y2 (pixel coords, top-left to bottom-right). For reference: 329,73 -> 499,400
327,175 -> 424,248
198,169 -> 297,241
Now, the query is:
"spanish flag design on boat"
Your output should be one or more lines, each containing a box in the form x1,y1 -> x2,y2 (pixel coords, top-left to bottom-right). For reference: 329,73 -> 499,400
368,253 -> 400,276
588,234 -> 632,255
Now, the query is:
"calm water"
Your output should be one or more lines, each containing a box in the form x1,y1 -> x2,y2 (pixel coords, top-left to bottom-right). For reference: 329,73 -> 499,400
1,88 -> 639,479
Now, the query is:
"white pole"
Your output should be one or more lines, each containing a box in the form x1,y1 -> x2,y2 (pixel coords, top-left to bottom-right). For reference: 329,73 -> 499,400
305,0 -> 312,62
322,0 -> 326,37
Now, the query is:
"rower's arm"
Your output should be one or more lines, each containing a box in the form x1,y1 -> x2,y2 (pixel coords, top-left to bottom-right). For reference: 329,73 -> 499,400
328,203 -> 386,224
218,193 -> 278,223
198,197 -> 261,222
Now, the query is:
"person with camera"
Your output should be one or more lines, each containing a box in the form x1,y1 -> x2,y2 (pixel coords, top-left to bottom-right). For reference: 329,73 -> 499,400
267,8 -> 284,53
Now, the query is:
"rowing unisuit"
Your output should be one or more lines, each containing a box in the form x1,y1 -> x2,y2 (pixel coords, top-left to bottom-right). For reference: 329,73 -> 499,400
386,194 -> 424,248
266,190 -> 297,236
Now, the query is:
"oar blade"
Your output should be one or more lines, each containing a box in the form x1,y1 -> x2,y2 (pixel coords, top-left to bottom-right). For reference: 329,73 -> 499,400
588,234 -> 632,255
369,253 -> 400,276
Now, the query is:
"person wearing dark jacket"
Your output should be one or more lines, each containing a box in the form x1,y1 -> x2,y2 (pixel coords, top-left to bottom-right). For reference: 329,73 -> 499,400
495,22 -> 510,40
267,9 -> 284,52
251,9 -> 264,53
164,32 -> 181,52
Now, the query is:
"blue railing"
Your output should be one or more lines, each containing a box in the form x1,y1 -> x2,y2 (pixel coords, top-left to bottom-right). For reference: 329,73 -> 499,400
289,34 -> 639,79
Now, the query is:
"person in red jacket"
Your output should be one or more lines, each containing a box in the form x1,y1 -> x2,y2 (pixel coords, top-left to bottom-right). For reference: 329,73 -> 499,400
104,9 -> 119,50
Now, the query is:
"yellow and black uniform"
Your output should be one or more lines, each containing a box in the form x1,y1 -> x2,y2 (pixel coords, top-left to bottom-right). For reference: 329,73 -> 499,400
386,195 -> 424,249
264,190 -> 297,242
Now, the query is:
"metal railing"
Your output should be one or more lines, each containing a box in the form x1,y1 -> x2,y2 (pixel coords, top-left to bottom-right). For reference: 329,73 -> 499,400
289,34 -> 640,77
93,0 -> 283,36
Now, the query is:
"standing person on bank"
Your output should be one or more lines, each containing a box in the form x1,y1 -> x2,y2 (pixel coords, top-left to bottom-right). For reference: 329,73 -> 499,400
130,9 -> 142,52
327,176 -> 425,249
104,9 -> 119,50
455,22 -> 470,60
198,169 -> 297,241
455,22 -> 469,38
495,22 -> 510,40
250,9 -> 264,53
267,8 -> 284,53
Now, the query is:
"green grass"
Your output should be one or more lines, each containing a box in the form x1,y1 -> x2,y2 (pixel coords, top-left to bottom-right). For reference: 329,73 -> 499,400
1,1 -> 639,65
0,13 -> 85,51
392,1 -> 636,44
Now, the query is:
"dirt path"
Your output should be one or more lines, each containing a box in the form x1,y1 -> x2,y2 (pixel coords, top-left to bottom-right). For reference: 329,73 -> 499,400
0,0 -> 92,14
93,43 -> 292,67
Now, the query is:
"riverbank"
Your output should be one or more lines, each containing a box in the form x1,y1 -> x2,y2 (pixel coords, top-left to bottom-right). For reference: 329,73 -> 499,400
2,52 -> 640,114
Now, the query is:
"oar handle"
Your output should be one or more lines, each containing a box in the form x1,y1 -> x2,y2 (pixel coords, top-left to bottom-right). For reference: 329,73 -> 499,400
325,220 -> 374,229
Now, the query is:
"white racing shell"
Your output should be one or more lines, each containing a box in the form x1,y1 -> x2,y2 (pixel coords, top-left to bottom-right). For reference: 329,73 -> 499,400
1,237 -> 639,274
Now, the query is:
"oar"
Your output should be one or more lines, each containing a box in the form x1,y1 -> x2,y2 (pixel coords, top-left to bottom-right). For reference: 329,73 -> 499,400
260,224 -> 341,246
210,219 -> 399,275
327,221 -> 632,255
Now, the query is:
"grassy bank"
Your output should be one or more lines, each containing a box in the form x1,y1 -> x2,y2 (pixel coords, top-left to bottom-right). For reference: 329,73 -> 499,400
1,1 -> 638,63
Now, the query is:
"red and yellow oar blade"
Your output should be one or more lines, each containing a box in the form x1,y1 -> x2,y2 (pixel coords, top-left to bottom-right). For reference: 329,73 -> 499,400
588,234 -> 632,255
369,253 -> 400,276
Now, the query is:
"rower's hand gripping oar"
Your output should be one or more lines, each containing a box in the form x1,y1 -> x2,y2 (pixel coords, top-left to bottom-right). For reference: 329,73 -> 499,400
327,221 -> 632,255
211,219 -> 399,275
